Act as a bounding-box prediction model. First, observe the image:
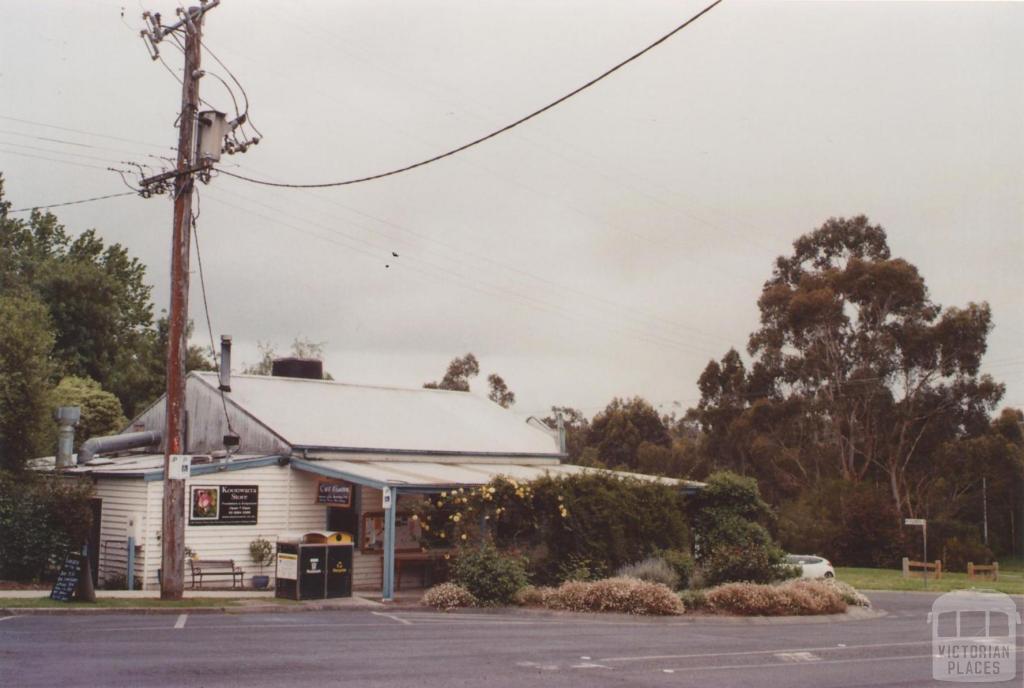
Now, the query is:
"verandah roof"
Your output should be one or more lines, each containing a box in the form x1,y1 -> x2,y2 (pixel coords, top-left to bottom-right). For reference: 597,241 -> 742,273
290,457 -> 704,494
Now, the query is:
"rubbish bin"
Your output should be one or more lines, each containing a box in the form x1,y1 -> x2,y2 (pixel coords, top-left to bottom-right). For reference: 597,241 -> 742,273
275,531 -> 353,601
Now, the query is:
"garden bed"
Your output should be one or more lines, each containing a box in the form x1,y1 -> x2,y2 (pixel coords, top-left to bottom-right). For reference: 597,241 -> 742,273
421,576 -> 870,617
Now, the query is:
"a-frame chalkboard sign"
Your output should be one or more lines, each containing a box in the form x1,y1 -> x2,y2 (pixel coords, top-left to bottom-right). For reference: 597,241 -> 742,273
49,553 -> 86,602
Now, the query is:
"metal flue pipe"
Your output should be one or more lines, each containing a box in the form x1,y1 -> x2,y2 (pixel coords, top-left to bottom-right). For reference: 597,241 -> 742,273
77,431 -> 163,465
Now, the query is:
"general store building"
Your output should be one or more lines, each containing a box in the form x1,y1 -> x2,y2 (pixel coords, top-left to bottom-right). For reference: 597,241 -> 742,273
60,359 -> 691,598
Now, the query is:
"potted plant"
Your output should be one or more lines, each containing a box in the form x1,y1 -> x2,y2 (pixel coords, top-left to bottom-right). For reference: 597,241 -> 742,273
249,537 -> 274,590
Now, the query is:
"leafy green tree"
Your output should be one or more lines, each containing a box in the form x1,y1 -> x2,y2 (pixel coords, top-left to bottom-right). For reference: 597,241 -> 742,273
586,397 -> 671,470
694,216 -> 1003,521
424,353 -> 480,391
0,292 -> 55,471
0,176 -> 177,418
486,373 -> 515,408
49,377 -> 128,449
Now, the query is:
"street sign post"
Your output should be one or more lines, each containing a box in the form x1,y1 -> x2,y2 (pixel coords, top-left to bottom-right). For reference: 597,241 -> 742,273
905,518 -> 928,588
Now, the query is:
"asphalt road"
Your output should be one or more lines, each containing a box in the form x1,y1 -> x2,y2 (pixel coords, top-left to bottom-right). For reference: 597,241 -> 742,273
1,592 -> 1021,687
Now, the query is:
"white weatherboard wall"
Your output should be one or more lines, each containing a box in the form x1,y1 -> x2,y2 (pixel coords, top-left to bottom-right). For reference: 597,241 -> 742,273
94,479 -> 149,587
134,465 -> 326,590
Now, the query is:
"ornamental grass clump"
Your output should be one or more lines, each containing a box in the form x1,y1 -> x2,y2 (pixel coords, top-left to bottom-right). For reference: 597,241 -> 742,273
543,577 -> 684,616
704,579 -> 848,616
824,579 -> 871,608
616,556 -> 680,590
421,583 -> 478,610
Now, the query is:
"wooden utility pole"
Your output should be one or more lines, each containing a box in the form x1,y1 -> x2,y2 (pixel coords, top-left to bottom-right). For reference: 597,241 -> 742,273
160,3 -> 206,601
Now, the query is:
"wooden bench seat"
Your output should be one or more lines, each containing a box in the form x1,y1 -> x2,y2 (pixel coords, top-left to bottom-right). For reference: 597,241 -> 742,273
188,559 -> 243,589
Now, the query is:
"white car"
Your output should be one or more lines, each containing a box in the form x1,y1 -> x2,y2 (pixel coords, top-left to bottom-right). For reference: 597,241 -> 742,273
785,554 -> 835,579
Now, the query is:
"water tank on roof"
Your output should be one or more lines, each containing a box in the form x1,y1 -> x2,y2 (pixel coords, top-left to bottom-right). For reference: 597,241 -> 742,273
271,357 -> 323,380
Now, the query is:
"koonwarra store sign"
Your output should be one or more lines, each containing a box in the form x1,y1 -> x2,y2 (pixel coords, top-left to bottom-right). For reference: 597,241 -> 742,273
189,485 -> 259,526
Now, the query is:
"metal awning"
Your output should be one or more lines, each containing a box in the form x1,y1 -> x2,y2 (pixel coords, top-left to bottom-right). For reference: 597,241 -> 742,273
289,457 -> 703,494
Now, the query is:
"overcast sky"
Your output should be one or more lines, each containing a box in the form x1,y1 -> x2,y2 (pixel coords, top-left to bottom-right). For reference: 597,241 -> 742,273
1,0 -> 1022,419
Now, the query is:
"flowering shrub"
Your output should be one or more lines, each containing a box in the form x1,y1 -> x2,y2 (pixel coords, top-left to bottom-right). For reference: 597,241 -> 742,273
616,557 -> 680,590
421,583 -> 478,610
704,579 -> 847,616
450,544 -> 529,605
542,577 -> 685,616
825,579 -> 871,607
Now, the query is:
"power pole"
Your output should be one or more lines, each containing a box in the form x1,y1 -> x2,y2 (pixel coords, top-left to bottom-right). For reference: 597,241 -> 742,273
140,1 -> 219,601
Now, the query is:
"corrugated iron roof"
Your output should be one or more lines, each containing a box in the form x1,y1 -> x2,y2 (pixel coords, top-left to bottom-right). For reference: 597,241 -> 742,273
194,372 -> 561,457
60,454 -> 280,479
291,457 -> 703,492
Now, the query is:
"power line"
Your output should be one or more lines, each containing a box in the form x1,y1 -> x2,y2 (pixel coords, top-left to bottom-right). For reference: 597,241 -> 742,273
4,189 -> 136,213
218,161 -> 737,347
202,186 -> 722,357
0,114 -> 168,151
213,0 -> 723,189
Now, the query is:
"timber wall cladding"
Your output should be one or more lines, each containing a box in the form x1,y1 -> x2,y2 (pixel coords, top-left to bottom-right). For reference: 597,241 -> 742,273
136,465 -> 326,590
94,479 -> 149,587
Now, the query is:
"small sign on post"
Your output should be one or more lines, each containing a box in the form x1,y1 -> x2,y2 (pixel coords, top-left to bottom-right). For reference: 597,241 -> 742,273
382,489 -> 392,510
904,518 -> 928,588
168,454 -> 191,480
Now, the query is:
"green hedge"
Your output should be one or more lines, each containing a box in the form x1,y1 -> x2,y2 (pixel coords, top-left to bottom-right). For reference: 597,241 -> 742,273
413,473 -> 690,585
0,470 -> 93,581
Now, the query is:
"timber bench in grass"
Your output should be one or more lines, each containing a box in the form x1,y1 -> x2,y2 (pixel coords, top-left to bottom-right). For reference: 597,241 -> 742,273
188,559 -> 244,589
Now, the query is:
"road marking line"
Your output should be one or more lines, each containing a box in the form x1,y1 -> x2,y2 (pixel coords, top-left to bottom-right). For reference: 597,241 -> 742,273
516,662 -> 559,671
174,614 -> 187,629
775,652 -> 820,663
571,663 -> 610,669
600,638 -> 934,663
371,611 -> 412,626
0,616 -> 16,622
665,646 -> 1024,674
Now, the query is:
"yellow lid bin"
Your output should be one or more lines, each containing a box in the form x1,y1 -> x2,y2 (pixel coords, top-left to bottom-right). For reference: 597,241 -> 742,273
275,531 -> 354,600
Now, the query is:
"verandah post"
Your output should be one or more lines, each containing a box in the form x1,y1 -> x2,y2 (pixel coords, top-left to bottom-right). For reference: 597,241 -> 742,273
382,486 -> 397,601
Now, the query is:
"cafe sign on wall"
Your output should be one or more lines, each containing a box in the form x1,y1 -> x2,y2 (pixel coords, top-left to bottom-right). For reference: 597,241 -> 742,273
316,478 -> 353,507
189,485 -> 259,526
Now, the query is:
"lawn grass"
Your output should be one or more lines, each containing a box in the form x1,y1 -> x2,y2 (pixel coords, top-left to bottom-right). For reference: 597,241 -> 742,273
837,566 -> 1024,595
0,597 -> 280,609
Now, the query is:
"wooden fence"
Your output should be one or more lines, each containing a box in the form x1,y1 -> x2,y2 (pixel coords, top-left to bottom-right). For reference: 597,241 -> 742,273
902,557 -> 942,579
967,562 -> 999,581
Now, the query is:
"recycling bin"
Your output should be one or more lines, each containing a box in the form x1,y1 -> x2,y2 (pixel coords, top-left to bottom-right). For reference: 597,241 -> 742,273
275,531 -> 353,600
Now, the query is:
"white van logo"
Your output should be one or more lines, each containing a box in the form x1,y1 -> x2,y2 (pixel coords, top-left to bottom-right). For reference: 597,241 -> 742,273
929,590 -> 1018,682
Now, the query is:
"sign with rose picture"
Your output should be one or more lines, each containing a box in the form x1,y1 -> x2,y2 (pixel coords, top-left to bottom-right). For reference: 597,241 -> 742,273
189,485 -> 258,526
